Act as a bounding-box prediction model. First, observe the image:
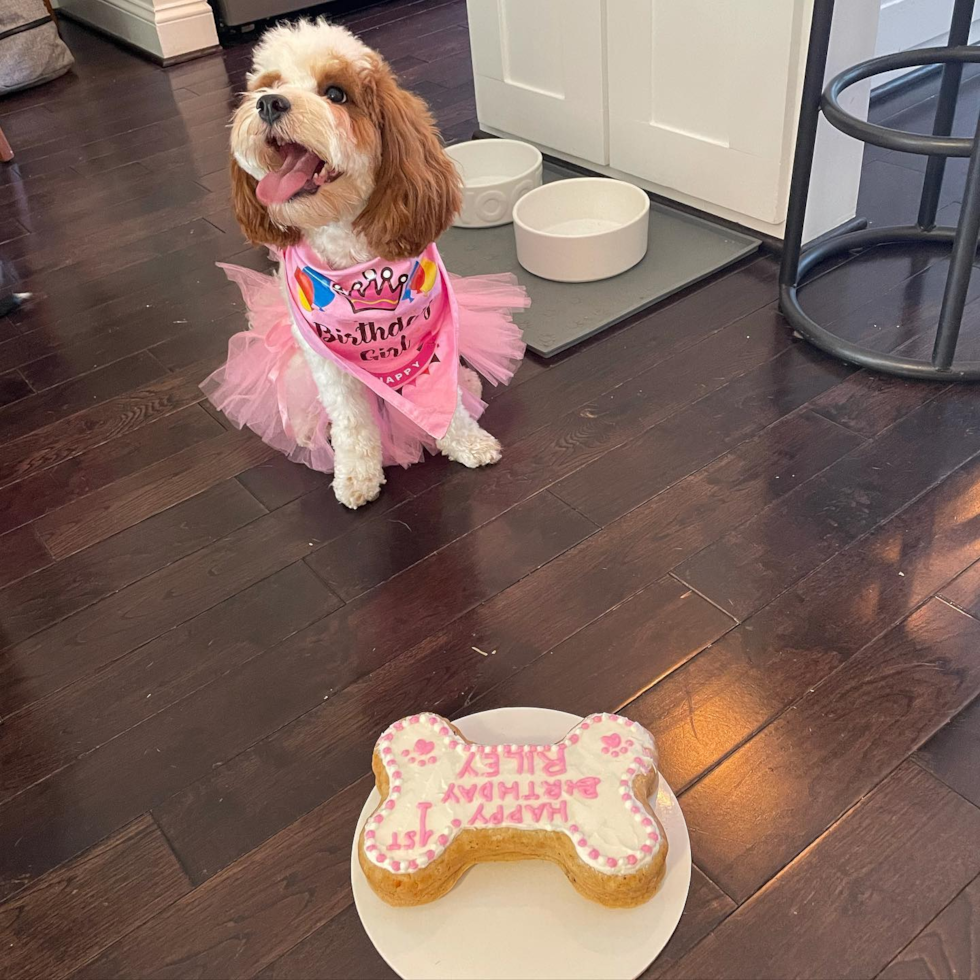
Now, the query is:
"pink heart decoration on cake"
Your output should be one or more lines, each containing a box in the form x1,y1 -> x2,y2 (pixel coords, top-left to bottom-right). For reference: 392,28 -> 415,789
601,734 -> 622,749
414,738 -> 435,754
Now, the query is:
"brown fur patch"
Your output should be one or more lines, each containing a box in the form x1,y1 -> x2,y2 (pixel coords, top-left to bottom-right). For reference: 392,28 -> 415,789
354,60 -> 461,260
229,157 -> 300,248
249,70 -> 281,91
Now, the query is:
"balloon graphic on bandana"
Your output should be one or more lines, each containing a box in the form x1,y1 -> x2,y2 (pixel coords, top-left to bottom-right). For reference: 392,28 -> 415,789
295,265 -> 336,311
403,258 -> 438,304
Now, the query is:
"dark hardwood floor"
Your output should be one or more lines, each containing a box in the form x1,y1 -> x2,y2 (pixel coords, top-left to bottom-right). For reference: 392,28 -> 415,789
2,5 -> 980,977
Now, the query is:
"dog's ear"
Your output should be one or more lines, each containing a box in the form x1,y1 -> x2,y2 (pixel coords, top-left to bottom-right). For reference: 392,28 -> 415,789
354,62 -> 461,261
230,157 -> 300,249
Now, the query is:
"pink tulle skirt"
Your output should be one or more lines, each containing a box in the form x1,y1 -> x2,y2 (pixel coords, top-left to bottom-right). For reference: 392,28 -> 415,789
201,262 -> 528,474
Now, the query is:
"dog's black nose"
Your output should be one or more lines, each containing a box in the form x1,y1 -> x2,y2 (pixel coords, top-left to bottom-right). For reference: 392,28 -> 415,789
257,94 -> 291,125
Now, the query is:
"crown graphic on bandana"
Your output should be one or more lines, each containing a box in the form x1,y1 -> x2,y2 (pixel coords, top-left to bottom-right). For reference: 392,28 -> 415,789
334,267 -> 409,314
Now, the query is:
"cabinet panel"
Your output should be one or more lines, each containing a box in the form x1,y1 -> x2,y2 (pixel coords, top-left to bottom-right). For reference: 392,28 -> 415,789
467,0 -> 608,165
607,0 -> 806,222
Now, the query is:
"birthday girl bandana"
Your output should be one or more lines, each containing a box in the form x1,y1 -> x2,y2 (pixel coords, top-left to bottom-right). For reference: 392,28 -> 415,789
283,241 -> 460,439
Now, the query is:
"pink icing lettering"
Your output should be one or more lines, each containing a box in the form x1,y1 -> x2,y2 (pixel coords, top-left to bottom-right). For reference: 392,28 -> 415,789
506,805 -> 523,822
527,803 -> 548,823
442,784 -> 460,804
481,751 -> 500,778
524,749 -> 535,775
469,804 -> 490,825
457,752 -> 479,779
543,779 -> 562,800
489,805 -> 504,825
498,781 -> 520,801
503,746 -> 525,774
566,776 -> 600,798
459,784 -> 479,804
521,781 -> 540,801
479,781 -> 494,802
539,744 -> 567,775
417,801 -> 434,847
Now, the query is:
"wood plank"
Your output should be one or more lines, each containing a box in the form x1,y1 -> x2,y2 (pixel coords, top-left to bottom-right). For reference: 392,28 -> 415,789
0,351 -> 164,445
0,406 -> 222,536
916,695 -> 980,809
0,525 -> 51,590
0,369 -> 31,408
626,449 -> 980,797
878,873 -> 980,980
0,478 -> 264,661
664,763 -> 980,980
0,562 -> 334,803
256,904 -> 397,979
0,815 -> 190,980
73,778 -> 370,980
642,867 -> 735,979
152,492 -> 596,882
0,483 -> 354,720
0,359 -> 214,489
681,598 -> 980,901
471,576 -> 734,715
550,333 -> 852,526
34,427 -> 277,559
940,554 -> 980,617
235,453 -> 331,511
674,384 -> 980,621
306,314 -> 815,601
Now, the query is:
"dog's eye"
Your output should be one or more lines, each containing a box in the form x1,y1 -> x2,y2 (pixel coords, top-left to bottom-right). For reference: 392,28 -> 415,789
324,85 -> 347,104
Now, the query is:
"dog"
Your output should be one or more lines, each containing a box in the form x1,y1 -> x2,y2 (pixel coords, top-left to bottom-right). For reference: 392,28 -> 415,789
225,19 -> 524,509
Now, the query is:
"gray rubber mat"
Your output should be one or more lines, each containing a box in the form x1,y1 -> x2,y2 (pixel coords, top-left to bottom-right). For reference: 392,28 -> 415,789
439,162 -> 761,357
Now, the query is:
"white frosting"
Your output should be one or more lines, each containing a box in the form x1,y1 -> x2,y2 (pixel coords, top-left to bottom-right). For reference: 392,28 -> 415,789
362,712 -> 664,877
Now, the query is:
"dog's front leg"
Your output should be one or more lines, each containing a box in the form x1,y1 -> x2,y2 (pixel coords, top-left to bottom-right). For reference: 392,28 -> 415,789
292,324 -> 385,509
436,389 -> 502,468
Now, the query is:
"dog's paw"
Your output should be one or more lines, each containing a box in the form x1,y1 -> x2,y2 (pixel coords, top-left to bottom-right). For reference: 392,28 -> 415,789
333,466 -> 385,509
441,429 -> 502,468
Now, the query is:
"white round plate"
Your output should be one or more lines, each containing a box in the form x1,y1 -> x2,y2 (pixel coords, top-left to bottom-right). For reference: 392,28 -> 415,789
350,707 -> 692,980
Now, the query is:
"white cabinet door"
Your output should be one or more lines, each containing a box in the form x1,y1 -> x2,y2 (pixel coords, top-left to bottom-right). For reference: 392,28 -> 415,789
466,0 -> 608,165
606,0 -> 806,224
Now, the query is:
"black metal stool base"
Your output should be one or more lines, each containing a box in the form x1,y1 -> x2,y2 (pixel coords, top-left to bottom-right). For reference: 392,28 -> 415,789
782,225 -> 980,380
780,0 -> 980,381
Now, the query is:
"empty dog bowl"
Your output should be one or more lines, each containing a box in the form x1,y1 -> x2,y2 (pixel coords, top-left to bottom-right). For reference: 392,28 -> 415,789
513,177 -> 651,283
446,139 -> 543,228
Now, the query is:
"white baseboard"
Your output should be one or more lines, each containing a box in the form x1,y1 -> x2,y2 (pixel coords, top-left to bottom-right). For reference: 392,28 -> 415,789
56,0 -> 218,61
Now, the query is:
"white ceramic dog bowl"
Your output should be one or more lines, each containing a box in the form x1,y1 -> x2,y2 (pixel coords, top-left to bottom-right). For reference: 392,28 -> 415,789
447,139 -> 543,228
513,177 -> 651,283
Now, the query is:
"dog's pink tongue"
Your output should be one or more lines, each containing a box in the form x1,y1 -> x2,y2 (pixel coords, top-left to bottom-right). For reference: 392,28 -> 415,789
256,144 -> 321,205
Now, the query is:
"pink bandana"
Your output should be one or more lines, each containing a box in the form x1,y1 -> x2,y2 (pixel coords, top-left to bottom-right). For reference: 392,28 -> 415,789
283,240 -> 460,439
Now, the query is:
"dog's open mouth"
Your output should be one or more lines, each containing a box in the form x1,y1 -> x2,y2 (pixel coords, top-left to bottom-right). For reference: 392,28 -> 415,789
255,139 -> 342,206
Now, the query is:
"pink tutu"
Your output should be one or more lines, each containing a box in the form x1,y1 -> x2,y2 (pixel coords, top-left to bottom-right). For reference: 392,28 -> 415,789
201,261 -> 528,474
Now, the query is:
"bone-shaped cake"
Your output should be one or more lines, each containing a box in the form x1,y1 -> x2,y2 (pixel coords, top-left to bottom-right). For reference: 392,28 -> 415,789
358,711 -> 668,907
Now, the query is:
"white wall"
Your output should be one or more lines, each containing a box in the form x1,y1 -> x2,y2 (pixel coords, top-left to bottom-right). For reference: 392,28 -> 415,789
55,0 -> 218,61
875,0 -> 980,88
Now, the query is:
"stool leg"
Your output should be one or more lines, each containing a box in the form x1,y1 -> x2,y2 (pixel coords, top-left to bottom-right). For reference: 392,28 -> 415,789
932,107 -> 980,369
919,0 -> 975,230
0,126 -> 12,164
779,0 -> 836,289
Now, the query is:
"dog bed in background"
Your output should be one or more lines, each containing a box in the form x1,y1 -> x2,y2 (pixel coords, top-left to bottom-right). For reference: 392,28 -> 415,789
0,0 -> 73,95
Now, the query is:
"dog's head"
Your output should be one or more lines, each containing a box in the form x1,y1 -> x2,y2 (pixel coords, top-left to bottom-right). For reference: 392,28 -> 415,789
230,19 -> 461,260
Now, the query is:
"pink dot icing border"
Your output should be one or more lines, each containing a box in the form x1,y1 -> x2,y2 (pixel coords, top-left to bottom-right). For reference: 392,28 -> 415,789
365,712 -> 661,876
